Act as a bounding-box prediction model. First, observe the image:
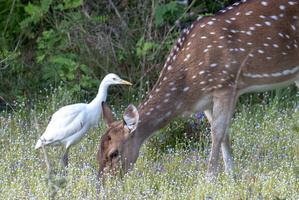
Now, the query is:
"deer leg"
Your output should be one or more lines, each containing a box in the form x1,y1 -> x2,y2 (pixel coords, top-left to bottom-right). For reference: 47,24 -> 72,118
62,146 -> 70,167
207,91 -> 237,176
204,109 -> 213,124
221,128 -> 234,174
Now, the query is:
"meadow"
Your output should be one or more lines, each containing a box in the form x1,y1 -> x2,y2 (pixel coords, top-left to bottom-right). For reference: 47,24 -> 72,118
0,85 -> 298,199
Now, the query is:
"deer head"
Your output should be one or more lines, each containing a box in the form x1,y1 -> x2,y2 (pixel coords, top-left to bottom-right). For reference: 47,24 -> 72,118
98,0 -> 299,177
97,102 -> 140,176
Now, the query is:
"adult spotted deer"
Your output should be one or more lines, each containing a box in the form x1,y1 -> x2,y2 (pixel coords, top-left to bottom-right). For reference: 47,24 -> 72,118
98,0 -> 299,177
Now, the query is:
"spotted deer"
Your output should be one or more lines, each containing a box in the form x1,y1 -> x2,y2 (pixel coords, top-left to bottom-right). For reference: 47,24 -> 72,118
98,0 -> 299,177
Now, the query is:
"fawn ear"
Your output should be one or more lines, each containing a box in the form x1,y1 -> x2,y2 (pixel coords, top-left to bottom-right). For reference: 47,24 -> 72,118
102,101 -> 117,126
123,104 -> 139,133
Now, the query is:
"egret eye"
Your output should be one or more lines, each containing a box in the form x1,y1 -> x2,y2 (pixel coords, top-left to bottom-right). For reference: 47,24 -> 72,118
110,150 -> 119,159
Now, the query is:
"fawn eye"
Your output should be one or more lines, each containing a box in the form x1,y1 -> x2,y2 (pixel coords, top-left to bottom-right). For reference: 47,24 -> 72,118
110,150 -> 119,159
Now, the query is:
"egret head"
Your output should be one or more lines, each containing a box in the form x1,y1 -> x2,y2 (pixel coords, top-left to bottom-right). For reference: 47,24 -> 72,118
97,102 -> 140,177
103,73 -> 132,86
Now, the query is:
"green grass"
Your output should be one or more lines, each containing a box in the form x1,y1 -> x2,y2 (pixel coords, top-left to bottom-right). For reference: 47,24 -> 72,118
0,86 -> 298,199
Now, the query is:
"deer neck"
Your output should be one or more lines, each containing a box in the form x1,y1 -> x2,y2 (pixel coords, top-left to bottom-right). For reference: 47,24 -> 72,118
134,72 -> 212,144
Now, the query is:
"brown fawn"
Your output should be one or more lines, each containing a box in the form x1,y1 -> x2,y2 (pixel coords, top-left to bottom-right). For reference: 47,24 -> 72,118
98,0 -> 299,177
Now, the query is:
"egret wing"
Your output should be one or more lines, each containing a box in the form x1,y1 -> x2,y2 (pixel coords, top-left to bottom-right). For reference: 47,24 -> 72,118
40,104 -> 88,142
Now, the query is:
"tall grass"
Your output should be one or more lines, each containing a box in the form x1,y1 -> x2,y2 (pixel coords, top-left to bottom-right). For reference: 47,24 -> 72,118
0,85 -> 298,199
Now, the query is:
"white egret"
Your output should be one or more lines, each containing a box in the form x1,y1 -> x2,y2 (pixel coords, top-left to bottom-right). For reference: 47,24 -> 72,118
35,73 -> 132,166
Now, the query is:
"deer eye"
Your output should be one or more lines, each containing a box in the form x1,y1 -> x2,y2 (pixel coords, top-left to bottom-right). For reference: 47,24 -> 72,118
109,150 -> 119,159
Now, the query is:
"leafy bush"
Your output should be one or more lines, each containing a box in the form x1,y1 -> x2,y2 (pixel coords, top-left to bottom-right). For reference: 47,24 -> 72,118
0,0 -> 237,105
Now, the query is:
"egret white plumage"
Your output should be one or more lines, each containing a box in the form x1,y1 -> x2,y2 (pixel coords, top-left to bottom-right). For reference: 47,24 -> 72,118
35,73 -> 132,166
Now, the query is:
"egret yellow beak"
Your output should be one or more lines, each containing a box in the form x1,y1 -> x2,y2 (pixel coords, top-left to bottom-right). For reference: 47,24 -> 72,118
118,79 -> 132,86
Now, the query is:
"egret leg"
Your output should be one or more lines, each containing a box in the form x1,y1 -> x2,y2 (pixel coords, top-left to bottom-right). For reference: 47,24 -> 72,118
62,146 -> 70,167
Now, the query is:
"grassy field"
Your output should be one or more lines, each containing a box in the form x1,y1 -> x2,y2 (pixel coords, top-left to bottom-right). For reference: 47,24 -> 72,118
0,86 -> 298,199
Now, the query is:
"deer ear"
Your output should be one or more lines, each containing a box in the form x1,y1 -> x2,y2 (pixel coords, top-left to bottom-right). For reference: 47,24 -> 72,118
102,101 -> 117,126
123,104 -> 139,133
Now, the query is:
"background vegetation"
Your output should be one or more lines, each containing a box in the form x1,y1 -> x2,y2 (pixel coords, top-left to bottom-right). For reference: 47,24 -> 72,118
1,0 -> 299,199
0,0 -> 237,106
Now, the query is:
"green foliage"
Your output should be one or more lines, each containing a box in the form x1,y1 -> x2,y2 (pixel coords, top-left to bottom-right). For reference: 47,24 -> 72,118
155,1 -> 180,26
54,0 -> 83,10
20,0 -> 52,28
0,0 -> 269,105
147,114 -> 211,156
136,35 -> 159,61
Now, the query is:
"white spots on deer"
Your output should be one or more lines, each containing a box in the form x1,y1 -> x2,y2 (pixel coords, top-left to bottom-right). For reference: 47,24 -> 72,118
150,0 -> 298,117
244,66 -> 299,78
258,50 -> 265,54
288,1 -> 297,5
207,21 -> 214,25
265,21 -> 271,26
271,15 -> 278,20
172,55 -> 177,61
245,11 -> 253,15
261,1 -> 268,6
260,15 -> 266,19
279,5 -> 286,10
273,44 -> 279,48
291,25 -> 296,31
183,87 -> 190,92
184,54 -> 191,61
